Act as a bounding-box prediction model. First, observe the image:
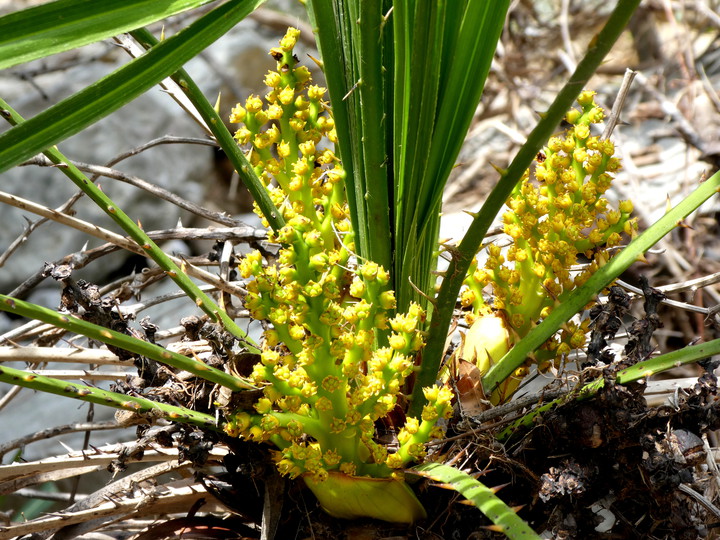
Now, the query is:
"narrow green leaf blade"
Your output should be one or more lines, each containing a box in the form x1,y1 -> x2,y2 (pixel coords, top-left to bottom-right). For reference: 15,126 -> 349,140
305,1 -> 394,276
354,1 -> 393,275
0,294 -> 254,391
413,462 -> 540,539
0,364 -> 218,429
392,1 -> 446,312
304,0 -> 361,244
392,1 -> 509,314
411,0 -> 643,416
0,0 -> 217,70
482,168 -> 720,393
0,0 -> 263,173
425,1 -> 510,212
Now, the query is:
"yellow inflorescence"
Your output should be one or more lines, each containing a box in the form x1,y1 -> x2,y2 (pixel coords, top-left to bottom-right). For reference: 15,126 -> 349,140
226,28 -> 452,481
462,91 -> 638,400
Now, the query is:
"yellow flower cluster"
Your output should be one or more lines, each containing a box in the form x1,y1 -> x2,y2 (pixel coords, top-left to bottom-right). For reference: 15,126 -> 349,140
225,28 -> 452,482
229,27 -> 345,250
462,91 -> 638,395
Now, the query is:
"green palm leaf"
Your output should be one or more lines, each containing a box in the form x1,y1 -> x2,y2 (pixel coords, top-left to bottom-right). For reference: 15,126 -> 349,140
0,0 -> 263,172
0,0 -> 219,70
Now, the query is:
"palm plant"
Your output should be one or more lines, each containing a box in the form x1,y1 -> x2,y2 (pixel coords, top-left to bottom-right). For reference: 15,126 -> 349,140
1,1 -> 719,537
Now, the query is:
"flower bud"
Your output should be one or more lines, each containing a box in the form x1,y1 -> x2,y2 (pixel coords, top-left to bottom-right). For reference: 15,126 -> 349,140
565,108 -> 581,124
245,95 -> 263,113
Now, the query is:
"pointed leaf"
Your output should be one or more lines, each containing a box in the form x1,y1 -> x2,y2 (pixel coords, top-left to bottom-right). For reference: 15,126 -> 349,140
413,462 -> 540,539
0,0 -> 263,172
0,364 -> 217,428
0,0 -> 218,70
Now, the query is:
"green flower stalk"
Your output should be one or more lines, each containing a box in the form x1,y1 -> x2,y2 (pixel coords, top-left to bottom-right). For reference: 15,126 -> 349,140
461,91 -> 638,404
224,29 -> 452,523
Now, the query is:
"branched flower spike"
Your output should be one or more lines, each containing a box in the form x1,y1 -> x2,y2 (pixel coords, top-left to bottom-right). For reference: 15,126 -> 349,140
461,91 -> 638,403
225,28 -> 452,523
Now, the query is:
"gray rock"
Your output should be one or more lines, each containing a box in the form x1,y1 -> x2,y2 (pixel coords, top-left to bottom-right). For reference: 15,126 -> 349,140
0,6 -> 309,461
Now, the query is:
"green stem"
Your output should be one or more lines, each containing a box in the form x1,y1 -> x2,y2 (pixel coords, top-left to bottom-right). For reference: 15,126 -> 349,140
0,98 -> 259,351
499,336 -> 720,441
410,0 -> 642,417
482,168 -> 720,394
130,27 -> 285,233
0,294 -> 253,391
0,364 -> 218,429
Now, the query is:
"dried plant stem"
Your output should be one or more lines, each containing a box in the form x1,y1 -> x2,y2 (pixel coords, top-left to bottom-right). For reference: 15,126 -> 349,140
0,420 -> 120,460
0,189 -> 86,268
0,190 -> 142,252
0,190 -> 251,299
616,278 -> 715,315
655,270 -> 720,294
7,369 -> 130,381
21,155 -> 244,228
601,68 -> 636,140
0,385 -> 22,413
113,33 -> 213,136
0,135 -> 229,269
0,97 -> 257,349
0,480 -> 217,539
0,444 -> 228,539
0,295 -> 253,391
130,28 -> 286,232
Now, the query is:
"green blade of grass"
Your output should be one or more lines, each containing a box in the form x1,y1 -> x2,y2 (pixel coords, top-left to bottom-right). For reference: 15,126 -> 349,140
307,2 -> 508,318
483,168 -> 720,394
0,294 -> 254,391
499,336 -> 720,441
0,0 -> 217,70
392,1 -> 509,313
304,0 -> 364,263
391,0 -> 444,313
354,1 -> 393,276
422,2 -> 509,214
410,0 -> 642,416
305,1 -> 393,276
0,364 -> 218,428
413,462 -> 540,539
0,0 -> 263,172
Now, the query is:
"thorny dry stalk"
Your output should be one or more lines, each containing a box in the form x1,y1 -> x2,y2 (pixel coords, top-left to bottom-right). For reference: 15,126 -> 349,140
0,190 -> 86,268
20,155 -> 246,228
0,193 -> 258,296
0,421 -> 121,460
1,135 -> 226,267
2,130 -> 267,305
0,446 -> 227,540
8,241 -> 247,300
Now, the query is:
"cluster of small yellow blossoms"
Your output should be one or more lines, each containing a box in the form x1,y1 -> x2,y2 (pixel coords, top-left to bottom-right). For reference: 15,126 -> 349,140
225,28 -> 453,483
462,91 -> 638,401
229,27 -> 343,245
